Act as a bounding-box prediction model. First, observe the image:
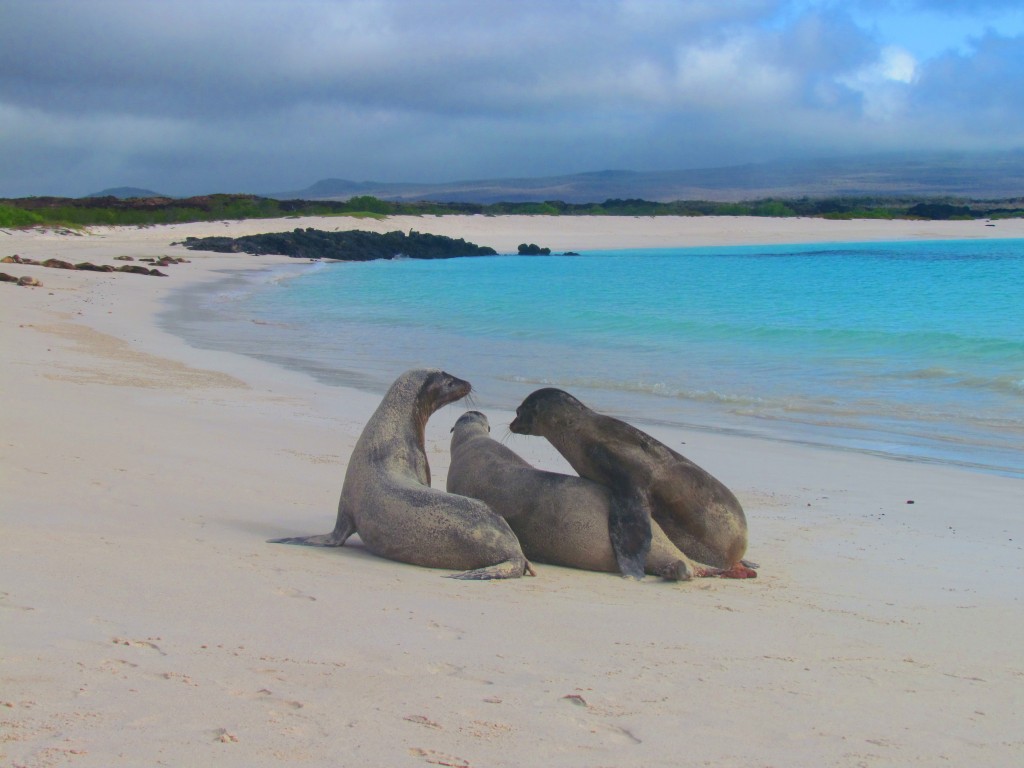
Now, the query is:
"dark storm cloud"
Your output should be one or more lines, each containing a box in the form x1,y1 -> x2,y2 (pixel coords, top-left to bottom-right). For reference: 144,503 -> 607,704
0,0 -> 1020,196
1,1 -> 777,118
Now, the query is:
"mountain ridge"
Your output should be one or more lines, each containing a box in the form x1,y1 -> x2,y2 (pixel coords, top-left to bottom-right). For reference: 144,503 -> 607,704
270,151 -> 1024,204
85,186 -> 168,199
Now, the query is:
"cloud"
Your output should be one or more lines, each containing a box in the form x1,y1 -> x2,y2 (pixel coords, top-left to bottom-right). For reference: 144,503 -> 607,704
838,46 -> 917,120
910,30 -> 1024,139
0,0 -> 1021,196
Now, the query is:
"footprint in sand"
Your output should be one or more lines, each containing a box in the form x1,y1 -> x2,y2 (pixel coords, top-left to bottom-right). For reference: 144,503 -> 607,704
0,591 -> 35,611
425,661 -> 493,685
404,714 -> 443,729
426,619 -> 464,640
160,671 -> 198,686
559,692 -> 642,745
96,658 -> 139,680
600,723 -> 642,745
409,747 -> 470,767
458,720 -> 514,740
274,587 -> 317,601
256,688 -> 304,707
111,636 -> 167,655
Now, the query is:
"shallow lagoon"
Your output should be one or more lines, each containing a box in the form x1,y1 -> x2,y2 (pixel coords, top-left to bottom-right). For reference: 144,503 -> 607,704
163,239 -> 1024,477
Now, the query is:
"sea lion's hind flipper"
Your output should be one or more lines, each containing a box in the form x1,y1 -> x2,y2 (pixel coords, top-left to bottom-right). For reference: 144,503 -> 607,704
608,490 -> 653,580
267,531 -> 348,547
658,559 -> 729,581
719,561 -> 758,578
445,557 -> 536,580
267,507 -> 356,547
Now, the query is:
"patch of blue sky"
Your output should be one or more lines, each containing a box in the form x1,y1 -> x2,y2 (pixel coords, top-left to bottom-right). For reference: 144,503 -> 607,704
855,5 -> 1024,61
771,1 -> 1024,62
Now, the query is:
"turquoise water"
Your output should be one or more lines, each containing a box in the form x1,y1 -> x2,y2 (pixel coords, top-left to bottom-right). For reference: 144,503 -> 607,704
164,239 -> 1024,476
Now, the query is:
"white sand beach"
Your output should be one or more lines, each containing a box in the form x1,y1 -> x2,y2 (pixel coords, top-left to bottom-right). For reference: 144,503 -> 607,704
2,216 -> 1022,767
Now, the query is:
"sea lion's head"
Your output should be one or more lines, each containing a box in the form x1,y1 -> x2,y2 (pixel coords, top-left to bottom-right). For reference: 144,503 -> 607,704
417,370 -> 472,417
451,410 -> 490,434
450,410 -> 490,452
509,388 -> 584,435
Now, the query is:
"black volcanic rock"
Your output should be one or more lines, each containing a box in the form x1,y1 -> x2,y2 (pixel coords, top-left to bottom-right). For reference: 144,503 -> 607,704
517,243 -> 551,255
178,228 -> 498,261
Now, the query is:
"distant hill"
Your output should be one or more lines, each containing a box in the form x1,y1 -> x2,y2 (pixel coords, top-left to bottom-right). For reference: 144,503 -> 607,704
273,151 -> 1024,204
84,186 -> 168,199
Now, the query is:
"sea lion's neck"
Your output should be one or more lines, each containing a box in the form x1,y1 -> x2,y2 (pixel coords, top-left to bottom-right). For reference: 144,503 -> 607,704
411,407 -> 432,449
451,425 -> 487,451
404,408 -> 432,485
535,407 -> 586,455
543,401 -> 586,431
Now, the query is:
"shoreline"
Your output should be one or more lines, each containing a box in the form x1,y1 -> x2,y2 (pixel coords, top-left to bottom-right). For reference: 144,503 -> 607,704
2,217 -> 1022,767
162,262 -> 1024,480
159,221 -> 1024,480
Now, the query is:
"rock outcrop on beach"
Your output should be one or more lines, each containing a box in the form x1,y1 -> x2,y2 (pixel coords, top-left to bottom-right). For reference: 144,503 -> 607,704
177,228 -> 498,261
517,243 -> 552,255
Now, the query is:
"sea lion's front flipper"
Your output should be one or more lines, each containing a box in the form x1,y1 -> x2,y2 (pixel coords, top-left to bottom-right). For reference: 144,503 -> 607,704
608,490 -> 652,580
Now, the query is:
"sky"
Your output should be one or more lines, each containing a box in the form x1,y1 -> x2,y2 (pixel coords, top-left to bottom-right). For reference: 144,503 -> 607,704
1,0 -> 1022,198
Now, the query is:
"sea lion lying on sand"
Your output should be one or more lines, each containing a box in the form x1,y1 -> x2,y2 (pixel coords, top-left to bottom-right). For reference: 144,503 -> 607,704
270,369 -> 532,579
510,388 -> 756,580
448,411 -> 722,580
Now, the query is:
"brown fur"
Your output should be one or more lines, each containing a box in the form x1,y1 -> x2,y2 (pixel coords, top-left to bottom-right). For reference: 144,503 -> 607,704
510,388 -> 751,578
270,370 -> 531,579
448,411 -> 717,580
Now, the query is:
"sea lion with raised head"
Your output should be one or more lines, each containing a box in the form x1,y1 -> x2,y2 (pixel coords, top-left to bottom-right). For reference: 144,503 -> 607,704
448,411 -> 722,580
270,370 -> 532,579
509,388 -> 755,580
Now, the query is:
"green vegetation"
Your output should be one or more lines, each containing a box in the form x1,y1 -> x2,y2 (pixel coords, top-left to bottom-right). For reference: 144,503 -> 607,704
1,192 -> 1022,229
0,204 -> 44,227
0,194 -> 394,228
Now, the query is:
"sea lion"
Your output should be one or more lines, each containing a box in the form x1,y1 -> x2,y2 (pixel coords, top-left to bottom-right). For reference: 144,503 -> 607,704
270,369 -> 532,580
448,411 -> 721,580
509,388 -> 755,580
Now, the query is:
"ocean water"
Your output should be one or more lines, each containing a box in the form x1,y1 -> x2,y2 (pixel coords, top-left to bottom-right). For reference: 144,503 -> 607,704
163,239 -> 1024,477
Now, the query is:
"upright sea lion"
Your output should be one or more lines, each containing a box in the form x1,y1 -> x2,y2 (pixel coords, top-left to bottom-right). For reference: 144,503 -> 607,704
448,411 -> 721,580
270,369 -> 532,579
509,388 -> 755,580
